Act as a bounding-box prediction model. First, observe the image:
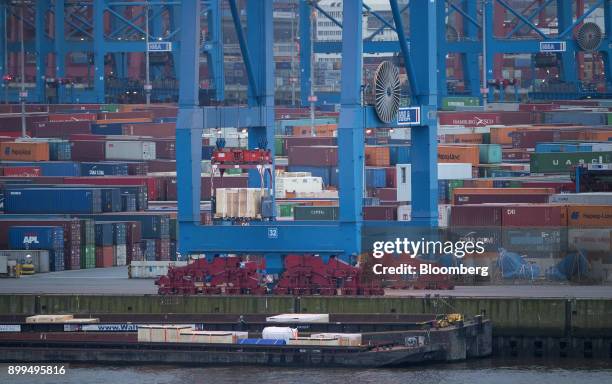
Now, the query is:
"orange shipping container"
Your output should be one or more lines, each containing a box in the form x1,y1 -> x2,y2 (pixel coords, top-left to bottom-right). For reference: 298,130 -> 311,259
490,127 -> 520,145
365,146 -> 390,166
438,145 -> 479,165
462,179 -> 494,188
0,142 -> 49,161
567,205 -> 612,228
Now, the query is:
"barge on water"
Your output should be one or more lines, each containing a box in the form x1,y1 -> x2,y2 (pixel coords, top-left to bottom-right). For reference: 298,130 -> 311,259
0,313 -> 492,368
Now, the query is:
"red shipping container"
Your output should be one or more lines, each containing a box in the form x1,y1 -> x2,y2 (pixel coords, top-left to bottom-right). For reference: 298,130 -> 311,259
454,193 -> 550,205
70,140 -> 106,161
156,238 -> 171,261
31,121 -> 92,138
147,160 -> 176,173
384,167 -> 396,188
501,205 -> 567,227
95,246 -> 115,268
372,188 -> 397,201
511,130 -> 561,149
502,149 -> 531,161
363,206 -> 397,220
283,137 -> 336,153
288,146 -> 337,166
438,112 -> 502,127
122,122 -> 176,138
2,166 -> 41,177
48,113 -> 97,122
518,103 -> 558,112
97,111 -> 152,120
126,162 -> 148,175
164,175 -> 249,200
451,205 -> 503,226
153,138 -> 176,159
63,176 -> 161,201
0,115 -> 47,131
48,104 -> 102,112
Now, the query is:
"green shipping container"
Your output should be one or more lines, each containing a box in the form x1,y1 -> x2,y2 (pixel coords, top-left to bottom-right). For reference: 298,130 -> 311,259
441,96 -> 480,110
225,168 -> 243,175
170,218 -> 178,241
80,244 -> 96,269
293,206 -> 339,220
478,144 -> 502,164
101,104 -> 120,113
608,113 -> 611,125
447,179 -> 464,201
275,137 -> 285,156
530,151 -> 612,173
277,203 -> 297,217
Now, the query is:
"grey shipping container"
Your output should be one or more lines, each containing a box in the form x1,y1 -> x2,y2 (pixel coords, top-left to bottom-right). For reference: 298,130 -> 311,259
0,250 -> 50,273
293,206 -> 339,220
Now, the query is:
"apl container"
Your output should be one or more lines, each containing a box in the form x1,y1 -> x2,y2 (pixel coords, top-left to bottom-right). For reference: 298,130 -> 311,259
8,226 -> 64,271
4,188 -> 102,214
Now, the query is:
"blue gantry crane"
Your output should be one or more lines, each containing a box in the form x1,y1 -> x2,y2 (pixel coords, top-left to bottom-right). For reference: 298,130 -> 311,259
175,0 -> 439,275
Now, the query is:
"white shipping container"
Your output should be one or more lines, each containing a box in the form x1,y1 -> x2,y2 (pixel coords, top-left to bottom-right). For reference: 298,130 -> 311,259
105,141 -> 156,160
179,330 -> 247,344
115,244 -> 127,266
311,333 -> 362,346
0,250 -> 50,273
262,326 -> 298,342
288,337 -> 340,346
550,193 -> 612,205
215,188 -> 265,218
0,256 -> 7,275
129,261 -> 188,279
275,176 -> 323,198
397,164 -> 472,202
137,325 -> 193,343
266,314 -> 329,323
396,204 -> 451,227
568,229 -> 611,253
26,315 -> 74,324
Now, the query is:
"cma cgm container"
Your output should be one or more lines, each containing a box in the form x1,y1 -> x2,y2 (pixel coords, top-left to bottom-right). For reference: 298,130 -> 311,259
4,188 -> 103,214
501,205 -> 567,227
0,142 -> 49,161
8,226 -> 65,271
105,141 -> 156,160
530,152 -> 612,173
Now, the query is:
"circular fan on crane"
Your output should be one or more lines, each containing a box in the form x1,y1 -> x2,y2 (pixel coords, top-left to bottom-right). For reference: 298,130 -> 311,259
446,25 -> 459,42
575,22 -> 603,52
373,61 -> 401,124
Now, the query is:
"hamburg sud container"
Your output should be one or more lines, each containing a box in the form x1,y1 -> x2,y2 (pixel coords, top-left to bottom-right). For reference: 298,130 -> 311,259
105,141 -> 156,160
4,188 -> 103,214
8,226 -> 65,271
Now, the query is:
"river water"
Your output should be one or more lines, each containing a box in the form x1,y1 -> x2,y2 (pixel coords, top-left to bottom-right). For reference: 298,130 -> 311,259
2,358 -> 611,384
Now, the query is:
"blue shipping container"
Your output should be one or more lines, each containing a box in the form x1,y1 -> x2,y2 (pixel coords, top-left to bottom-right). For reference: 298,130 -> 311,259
0,161 -> 80,176
389,145 -> 411,165
238,339 -> 286,345
202,145 -> 215,160
287,165 -> 336,187
366,168 -> 386,188
8,226 -> 65,271
4,188 -> 102,214
80,162 -> 129,176
49,141 -> 72,161
95,222 -> 114,246
91,123 -> 124,135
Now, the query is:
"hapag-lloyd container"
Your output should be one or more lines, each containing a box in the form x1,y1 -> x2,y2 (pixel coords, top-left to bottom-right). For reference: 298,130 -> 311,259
105,141 -> 156,160
567,205 -> 612,228
0,142 -> 49,161
438,145 -> 479,165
